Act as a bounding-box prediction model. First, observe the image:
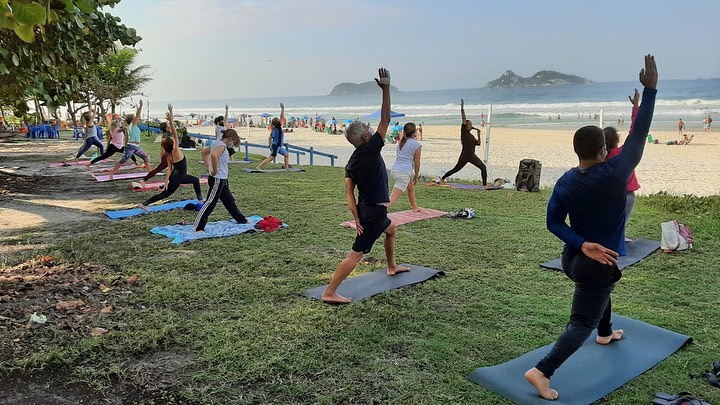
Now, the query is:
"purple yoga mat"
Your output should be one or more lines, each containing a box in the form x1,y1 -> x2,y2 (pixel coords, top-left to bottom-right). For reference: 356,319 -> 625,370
93,172 -> 151,182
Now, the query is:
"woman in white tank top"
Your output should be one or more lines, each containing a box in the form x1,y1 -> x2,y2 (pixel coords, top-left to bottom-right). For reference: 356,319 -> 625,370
388,122 -> 422,211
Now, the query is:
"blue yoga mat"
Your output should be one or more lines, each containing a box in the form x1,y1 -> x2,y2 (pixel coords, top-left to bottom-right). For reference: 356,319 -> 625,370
243,168 -> 305,173
468,314 -> 691,405
540,239 -> 660,271
151,215 -> 283,244
302,264 -> 444,302
104,199 -> 200,220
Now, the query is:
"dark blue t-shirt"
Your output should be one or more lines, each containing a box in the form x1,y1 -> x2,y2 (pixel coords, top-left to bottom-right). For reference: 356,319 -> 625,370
345,132 -> 389,205
271,127 -> 283,146
547,88 -> 656,256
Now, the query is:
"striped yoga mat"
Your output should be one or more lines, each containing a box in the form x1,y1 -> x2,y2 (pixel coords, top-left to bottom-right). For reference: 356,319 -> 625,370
340,208 -> 447,229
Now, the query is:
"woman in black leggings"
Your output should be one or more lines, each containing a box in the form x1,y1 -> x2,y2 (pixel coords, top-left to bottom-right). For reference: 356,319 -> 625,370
439,98 -> 487,186
140,104 -> 203,210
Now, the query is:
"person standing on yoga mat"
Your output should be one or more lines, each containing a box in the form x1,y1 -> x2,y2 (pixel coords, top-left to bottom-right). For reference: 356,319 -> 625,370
106,102 -> 153,180
140,104 -> 203,210
387,122 -> 422,212
322,68 -> 409,305
525,55 -> 658,401
437,99 -> 487,186
139,122 -> 172,188
255,103 -> 290,171
87,118 -> 126,166
193,127 -> 247,231
75,97 -> 104,161
215,105 -> 236,159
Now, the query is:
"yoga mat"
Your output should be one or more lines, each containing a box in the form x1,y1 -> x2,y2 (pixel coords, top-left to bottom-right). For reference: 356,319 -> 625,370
48,159 -> 112,167
90,164 -> 144,174
302,264 -> 444,302
93,172 -> 153,182
198,160 -> 254,165
131,178 -> 208,192
180,147 -> 197,151
467,314 -> 691,405
151,215 -> 280,244
340,208 -> 447,229
540,239 -> 661,271
422,182 -> 502,190
243,168 -> 305,173
104,199 -> 200,220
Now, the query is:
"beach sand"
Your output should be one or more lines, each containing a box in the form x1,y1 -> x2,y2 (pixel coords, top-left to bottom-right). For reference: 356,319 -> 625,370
192,124 -> 720,197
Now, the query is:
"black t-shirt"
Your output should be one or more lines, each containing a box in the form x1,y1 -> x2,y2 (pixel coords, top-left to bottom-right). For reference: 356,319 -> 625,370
460,124 -> 477,156
345,132 -> 389,205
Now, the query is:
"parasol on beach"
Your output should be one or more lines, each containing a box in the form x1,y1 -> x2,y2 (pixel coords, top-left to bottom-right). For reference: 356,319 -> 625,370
344,119 -> 354,124
364,109 -> 405,119
260,113 -> 273,118
327,119 -> 338,125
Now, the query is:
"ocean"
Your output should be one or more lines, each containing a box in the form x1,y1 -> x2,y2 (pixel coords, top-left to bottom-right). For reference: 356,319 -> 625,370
147,79 -> 720,131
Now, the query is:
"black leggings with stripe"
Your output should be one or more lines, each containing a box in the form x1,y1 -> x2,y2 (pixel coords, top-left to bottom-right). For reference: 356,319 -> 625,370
193,176 -> 246,231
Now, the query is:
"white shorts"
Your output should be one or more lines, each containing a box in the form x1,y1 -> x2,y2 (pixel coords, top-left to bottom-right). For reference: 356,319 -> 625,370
391,169 -> 413,192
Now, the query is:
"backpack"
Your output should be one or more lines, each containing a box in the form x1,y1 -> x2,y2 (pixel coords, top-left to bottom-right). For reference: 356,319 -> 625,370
515,159 -> 542,192
660,221 -> 694,252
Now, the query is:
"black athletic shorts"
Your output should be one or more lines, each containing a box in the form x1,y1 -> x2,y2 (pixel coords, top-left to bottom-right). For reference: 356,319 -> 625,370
352,203 -> 392,254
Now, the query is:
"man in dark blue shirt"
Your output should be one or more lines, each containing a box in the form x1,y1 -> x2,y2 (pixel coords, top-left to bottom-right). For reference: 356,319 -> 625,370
322,68 -> 409,304
525,55 -> 658,400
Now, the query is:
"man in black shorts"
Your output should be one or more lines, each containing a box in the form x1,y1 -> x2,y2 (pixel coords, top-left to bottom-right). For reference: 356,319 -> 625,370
322,68 -> 409,304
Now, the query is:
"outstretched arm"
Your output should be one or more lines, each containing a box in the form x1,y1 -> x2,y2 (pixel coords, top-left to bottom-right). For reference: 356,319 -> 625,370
133,100 -> 143,125
460,99 -> 467,124
166,104 -> 179,152
279,103 -> 285,125
224,104 -> 229,127
609,55 -> 658,179
375,68 -> 391,136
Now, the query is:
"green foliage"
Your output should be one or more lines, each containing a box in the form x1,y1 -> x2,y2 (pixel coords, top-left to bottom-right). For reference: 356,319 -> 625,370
0,0 -> 142,110
86,47 -> 151,114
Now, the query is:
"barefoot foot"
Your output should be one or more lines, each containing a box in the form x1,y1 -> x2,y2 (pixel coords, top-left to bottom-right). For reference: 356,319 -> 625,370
139,204 -> 150,212
321,292 -> 352,304
525,368 -> 559,400
387,264 -> 410,276
596,329 -> 624,345
412,207 -> 423,212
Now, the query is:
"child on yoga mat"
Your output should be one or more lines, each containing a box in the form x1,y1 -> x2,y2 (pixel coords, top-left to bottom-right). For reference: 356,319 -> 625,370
321,68 -> 409,305
193,127 -> 247,232
387,122 -> 422,212
604,89 -> 643,243
140,104 -> 203,210
525,55 -> 658,401
255,103 -> 290,171
437,99 -> 487,187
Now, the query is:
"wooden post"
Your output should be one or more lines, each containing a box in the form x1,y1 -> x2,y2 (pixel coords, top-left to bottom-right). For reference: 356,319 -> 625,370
484,105 -> 493,163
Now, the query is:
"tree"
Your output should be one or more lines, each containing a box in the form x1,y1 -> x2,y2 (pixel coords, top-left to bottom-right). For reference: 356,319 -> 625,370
87,47 -> 151,116
0,0 -> 141,117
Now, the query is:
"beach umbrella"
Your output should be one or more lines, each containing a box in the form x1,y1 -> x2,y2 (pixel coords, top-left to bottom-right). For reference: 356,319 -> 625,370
364,109 -> 405,119
344,119 -> 354,124
260,113 -> 273,118
301,115 -> 309,120
327,119 -> 338,125
393,125 -> 403,131
227,118 -> 238,123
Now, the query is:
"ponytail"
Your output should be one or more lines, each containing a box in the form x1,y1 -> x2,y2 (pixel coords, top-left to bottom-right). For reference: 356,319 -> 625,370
400,123 -> 416,150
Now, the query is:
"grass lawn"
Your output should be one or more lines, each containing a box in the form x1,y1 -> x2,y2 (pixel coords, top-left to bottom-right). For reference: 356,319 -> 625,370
1,139 -> 720,404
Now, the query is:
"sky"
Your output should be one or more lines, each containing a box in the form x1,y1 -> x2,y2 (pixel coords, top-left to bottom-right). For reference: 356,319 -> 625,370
110,0 -> 720,101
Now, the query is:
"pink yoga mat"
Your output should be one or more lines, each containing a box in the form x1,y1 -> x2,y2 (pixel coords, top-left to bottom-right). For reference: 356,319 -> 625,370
48,159 -> 112,167
93,172 -> 152,182
340,208 -> 447,229
90,165 -> 144,174
131,177 -> 208,192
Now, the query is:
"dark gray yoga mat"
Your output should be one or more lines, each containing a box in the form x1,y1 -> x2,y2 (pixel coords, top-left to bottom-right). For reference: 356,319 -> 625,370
302,264 -> 443,302
468,314 -> 691,405
243,168 -> 305,173
540,239 -> 660,271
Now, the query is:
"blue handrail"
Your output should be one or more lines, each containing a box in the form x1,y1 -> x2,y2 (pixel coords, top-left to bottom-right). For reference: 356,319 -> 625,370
285,143 -> 338,166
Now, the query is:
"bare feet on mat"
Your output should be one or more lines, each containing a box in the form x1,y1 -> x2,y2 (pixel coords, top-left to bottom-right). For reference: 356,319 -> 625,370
525,368 -> 559,401
387,264 -> 410,276
139,204 -> 150,212
412,207 -> 423,212
321,292 -> 352,304
438,179 -> 447,185
139,179 -> 146,187
108,174 -> 113,181
596,329 -> 624,345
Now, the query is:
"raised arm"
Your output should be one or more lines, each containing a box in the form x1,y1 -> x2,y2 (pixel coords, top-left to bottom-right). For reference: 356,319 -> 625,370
166,104 -> 179,152
224,104 -> 229,127
375,68 -> 391,136
460,99 -> 467,124
279,103 -> 285,124
609,55 -> 658,178
133,100 -> 143,125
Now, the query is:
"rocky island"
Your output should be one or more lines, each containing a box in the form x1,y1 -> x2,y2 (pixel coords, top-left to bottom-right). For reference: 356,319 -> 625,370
486,70 -> 592,88
329,81 -> 400,96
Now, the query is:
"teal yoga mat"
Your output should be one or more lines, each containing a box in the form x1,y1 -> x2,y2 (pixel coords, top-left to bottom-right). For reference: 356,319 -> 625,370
540,239 -> 660,271
302,264 -> 443,302
468,314 -> 691,405
104,199 -> 200,220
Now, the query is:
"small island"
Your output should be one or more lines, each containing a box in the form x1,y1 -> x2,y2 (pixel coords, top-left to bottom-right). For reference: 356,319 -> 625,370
486,70 -> 593,88
329,81 -> 400,96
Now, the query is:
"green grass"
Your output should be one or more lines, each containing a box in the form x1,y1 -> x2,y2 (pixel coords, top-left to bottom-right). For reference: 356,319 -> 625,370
2,138 -> 720,403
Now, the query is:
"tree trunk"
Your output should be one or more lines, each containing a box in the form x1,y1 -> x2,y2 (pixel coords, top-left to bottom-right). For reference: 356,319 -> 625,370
111,98 -> 116,115
67,101 -> 77,127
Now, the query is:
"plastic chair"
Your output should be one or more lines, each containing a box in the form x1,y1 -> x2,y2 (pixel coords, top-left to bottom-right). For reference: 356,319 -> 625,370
96,126 -> 104,140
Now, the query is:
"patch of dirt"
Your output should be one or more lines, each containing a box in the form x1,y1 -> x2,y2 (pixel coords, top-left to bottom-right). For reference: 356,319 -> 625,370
0,256 -> 138,361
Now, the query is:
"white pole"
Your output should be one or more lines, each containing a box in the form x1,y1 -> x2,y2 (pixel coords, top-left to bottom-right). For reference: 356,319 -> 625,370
599,109 -> 604,128
484,104 -> 492,163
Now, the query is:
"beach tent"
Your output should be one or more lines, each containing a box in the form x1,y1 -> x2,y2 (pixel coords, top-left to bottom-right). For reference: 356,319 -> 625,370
364,110 -> 405,119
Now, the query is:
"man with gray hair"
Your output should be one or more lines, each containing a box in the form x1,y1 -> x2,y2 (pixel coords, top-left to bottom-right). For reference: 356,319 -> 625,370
322,68 -> 410,304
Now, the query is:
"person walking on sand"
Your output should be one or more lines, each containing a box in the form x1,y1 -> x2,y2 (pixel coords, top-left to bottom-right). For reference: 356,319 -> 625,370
322,68 -> 409,305
255,103 -> 290,171
437,99 -> 488,186
140,104 -> 203,210
524,54 -> 658,401
677,118 -> 685,134
703,115 -> 712,132
388,122 -> 422,212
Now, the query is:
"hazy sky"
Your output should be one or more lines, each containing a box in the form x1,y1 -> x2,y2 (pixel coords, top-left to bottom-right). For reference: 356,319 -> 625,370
111,0 -> 720,101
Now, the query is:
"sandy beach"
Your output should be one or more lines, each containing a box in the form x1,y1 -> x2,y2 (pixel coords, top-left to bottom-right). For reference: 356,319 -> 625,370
190,124 -> 720,197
